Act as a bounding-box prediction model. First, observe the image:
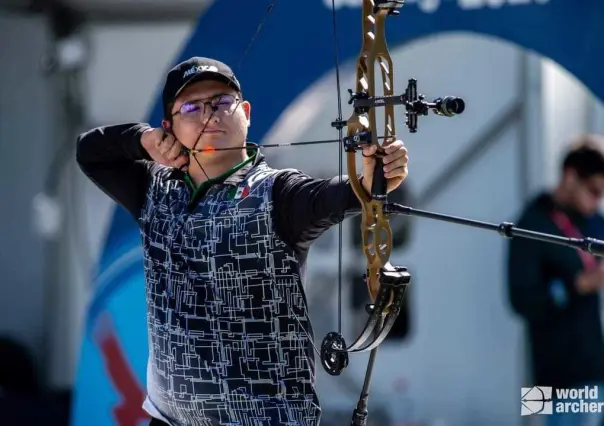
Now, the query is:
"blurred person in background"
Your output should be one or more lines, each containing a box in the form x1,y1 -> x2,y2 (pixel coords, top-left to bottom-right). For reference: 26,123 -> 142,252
508,134 -> 604,426
76,57 -> 409,426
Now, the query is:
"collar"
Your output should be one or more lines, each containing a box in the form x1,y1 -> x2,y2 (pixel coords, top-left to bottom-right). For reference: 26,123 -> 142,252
184,143 -> 264,187
184,142 -> 265,208
223,143 -> 266,186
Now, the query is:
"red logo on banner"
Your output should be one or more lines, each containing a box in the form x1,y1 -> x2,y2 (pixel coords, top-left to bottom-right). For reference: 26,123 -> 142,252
94,313 -> 150,426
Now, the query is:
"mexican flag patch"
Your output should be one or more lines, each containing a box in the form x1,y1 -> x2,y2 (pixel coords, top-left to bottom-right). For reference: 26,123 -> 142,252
231,185 -> 250,200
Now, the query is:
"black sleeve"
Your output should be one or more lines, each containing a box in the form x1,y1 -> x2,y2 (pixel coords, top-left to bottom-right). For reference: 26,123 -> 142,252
76,123 -> 153,218
272,169 -> 363,251
506,211 -> 581,324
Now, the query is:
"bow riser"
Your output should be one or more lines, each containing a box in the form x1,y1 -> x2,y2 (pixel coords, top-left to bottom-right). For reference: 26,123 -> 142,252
346,4 -> 397,307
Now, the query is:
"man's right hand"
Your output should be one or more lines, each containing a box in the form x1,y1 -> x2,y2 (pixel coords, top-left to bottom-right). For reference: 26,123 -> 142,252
141,128 -> 189,171
575,264 -> 604,294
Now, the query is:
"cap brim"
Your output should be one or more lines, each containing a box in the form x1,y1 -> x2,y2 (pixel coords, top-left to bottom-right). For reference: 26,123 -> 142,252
173,72 -> 241,100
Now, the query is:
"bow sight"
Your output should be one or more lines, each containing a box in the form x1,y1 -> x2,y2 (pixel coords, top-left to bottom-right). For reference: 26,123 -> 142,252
331,79 -> 466,137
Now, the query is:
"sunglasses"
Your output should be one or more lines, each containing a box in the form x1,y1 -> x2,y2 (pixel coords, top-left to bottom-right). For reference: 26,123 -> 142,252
172,93 -> 240,121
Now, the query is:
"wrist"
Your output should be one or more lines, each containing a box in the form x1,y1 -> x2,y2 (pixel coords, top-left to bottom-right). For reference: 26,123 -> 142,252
140,127 -> 154,144
138,127 -> 155,160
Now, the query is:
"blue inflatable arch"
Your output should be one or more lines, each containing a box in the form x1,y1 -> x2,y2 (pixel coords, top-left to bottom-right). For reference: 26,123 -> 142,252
72,1 -> 604,424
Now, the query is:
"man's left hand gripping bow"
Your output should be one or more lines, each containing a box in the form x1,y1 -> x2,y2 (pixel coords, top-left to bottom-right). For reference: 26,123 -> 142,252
360,140 -> 409,194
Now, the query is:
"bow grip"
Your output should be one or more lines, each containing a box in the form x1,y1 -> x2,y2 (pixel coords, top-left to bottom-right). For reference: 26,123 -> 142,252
371,156 -> 387,201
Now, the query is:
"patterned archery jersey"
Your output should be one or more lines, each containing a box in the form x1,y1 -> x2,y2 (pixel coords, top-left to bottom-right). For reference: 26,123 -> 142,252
75,123 -> 362,426
141,161 -> 319,425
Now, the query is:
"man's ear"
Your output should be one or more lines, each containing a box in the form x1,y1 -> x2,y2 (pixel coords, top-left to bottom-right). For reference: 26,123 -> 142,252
161,119 -> 171,133
242,101 -> 251,126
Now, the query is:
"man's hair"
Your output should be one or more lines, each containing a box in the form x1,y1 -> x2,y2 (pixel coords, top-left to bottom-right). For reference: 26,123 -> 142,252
562,133 -> 604,179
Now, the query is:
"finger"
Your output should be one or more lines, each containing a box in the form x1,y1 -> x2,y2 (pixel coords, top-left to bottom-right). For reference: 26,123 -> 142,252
362,144 -> 378,157
161,129 -> 175,144
385,140 -> 403,153
384,154 -> 409,172
385,166 -> 408,179
172,154 -> 189,168
159,135 -> 176,155
156,129 -> 168,148
383,147 -> 408,165
166,141 -> 183,161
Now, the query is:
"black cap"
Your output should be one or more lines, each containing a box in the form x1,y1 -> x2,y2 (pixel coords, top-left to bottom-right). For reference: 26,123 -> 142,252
162,57 -> 241,118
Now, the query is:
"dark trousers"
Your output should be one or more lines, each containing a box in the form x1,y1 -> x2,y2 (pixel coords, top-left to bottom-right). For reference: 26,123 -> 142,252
149,418 -> 169,426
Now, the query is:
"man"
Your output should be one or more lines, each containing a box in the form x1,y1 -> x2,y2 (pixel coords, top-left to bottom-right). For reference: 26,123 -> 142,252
76,57 -> 409,426
507,134 -> 604,425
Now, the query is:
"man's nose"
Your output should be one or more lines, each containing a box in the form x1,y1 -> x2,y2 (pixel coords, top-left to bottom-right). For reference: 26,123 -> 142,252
201,108 -> 220,123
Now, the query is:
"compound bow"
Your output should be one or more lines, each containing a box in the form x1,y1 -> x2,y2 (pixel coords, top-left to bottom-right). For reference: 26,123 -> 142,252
315,4 -> 604,426
318,1 -> 466,424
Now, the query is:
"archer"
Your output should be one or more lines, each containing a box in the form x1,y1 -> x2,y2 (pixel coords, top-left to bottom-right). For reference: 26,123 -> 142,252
76,56 -> 409,426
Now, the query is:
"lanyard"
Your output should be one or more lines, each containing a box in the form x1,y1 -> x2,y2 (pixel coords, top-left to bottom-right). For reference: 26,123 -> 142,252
550,209 -> 598,271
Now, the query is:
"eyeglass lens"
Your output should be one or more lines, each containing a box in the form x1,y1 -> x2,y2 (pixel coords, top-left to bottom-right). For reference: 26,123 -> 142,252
178,94 -> 237,119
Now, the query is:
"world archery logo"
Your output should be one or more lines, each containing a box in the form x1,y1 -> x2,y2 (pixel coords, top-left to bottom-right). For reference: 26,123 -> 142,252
522,385 -> 604,416
521,386 -> 553,415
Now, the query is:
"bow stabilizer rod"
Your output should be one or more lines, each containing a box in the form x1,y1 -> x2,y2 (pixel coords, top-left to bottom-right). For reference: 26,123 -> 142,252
384,203 -> 604,256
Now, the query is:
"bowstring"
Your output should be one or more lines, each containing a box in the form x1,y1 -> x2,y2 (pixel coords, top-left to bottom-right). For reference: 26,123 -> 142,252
237,0 -> 277,71
330,0 -> 344,337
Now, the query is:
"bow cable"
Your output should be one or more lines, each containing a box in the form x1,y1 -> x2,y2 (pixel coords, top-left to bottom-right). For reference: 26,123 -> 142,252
331,0 -> 345,338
